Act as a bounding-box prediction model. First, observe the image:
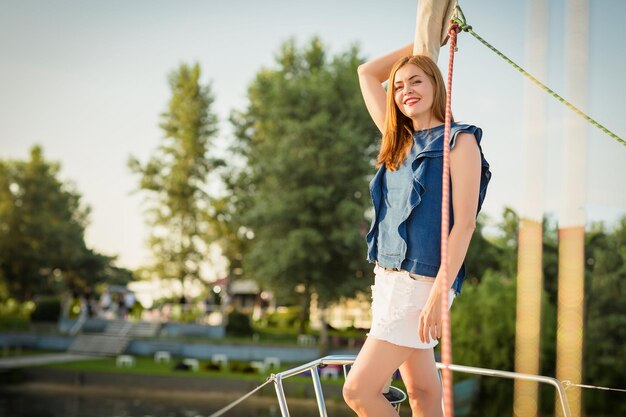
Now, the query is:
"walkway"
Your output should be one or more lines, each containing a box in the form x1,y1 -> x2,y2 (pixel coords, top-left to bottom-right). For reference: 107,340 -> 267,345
0,353 -> 98,369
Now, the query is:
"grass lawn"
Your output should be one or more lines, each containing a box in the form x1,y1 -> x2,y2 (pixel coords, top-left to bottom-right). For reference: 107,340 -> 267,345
44,356 -> 263,380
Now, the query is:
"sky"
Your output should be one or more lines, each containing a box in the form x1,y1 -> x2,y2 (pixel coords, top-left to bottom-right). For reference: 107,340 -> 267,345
1,0 -> 624,271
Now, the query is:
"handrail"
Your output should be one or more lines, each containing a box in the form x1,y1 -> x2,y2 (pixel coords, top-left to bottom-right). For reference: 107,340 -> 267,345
270,355 -> 572,417
440,362 -> 571,417
68,315 -> 87,336
119,321 -> 133,337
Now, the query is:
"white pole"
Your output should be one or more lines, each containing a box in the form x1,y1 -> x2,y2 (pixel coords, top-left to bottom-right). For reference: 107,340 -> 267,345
556,1 -> 588,417
514,1 -> 548,416
561,1 -> 589,230
520,0 -> 548,224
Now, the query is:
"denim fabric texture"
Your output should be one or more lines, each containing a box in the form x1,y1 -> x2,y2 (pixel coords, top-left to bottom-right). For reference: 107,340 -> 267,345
365,123 -> 492,296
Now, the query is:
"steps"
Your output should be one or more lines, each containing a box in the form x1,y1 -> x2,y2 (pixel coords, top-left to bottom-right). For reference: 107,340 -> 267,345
67,321 -> 161,356
127,322 -> 161,338
68,334 -> 130,356
104,320 -> 161,338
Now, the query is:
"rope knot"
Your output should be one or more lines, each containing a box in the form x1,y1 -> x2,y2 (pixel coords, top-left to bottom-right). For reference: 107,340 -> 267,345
451,4 -> 472,32
450,18 -> 471,32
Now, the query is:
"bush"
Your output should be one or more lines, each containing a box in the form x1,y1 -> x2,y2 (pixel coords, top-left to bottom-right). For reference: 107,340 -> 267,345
31,297 -> 62,322
226,310 -> 253,337
0,298 -> 36,320
228,359 -> 256,374
0,317 -> 30,331
204,361 -> 222,371
258,306 -> 301,329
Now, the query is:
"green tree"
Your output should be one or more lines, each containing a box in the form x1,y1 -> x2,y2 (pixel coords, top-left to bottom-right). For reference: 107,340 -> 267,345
452,207 -> 556,415
582,217 -> 626,414
0,146 -> 129,299
129,63 -> 222,297
463,212 -> 503,279
228,37 -> 378,347
454,208 -> 625,415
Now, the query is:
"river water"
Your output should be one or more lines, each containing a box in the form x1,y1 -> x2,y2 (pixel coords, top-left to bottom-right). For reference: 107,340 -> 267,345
2,387 -> 611,417
0,389 -> 372,417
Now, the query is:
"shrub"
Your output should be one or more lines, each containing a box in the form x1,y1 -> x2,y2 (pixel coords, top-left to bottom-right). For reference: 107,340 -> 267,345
228,359 -> 256,374
226,310 -> 253,337
31,297 -> 61,322
204,361 -> 222,371
258,306 -> 301,329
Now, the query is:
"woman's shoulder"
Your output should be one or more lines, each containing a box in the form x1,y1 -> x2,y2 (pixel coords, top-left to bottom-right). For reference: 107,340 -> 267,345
451,121 -> 482,131
451,122 -> 483,144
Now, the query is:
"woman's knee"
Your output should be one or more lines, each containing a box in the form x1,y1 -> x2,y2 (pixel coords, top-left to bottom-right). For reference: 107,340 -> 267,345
406,382 -> 442,407
407,378 -> 441,397
342,379 -> 373,407
342,380 -> 360,406
406,381 -> 442,399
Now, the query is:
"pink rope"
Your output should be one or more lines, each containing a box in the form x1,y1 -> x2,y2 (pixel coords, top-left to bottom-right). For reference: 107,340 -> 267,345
441,22 -> 459,417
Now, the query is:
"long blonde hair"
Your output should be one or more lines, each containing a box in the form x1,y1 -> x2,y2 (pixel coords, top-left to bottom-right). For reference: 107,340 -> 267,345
376,55 -> 452,171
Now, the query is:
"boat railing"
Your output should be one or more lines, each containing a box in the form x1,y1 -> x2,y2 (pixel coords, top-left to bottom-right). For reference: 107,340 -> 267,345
271,354 -> 572,417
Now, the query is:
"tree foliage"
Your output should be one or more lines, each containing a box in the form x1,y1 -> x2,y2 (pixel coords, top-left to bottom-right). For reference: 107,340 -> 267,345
227,37 -> 379,319
456,207 -> 624,415
582,218 -> 626,414
129,63 -> 222,295
0,146 -> 130,299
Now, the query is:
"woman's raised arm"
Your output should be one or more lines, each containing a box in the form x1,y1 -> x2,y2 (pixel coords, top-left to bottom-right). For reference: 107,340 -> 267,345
357,1 -> 455,134
357,43 -> 412,134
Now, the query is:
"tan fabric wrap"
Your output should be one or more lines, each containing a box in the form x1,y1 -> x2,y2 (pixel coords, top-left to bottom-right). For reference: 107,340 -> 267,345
413,0 -> 457,62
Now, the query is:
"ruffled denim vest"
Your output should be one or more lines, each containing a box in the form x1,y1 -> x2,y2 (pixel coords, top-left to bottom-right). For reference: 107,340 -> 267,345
365,123 -> 492,296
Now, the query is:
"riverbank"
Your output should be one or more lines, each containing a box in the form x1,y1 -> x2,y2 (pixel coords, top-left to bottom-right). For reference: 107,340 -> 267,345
0,330 -> 360,363
4,366 -> 347,404
2,381 -> 348,411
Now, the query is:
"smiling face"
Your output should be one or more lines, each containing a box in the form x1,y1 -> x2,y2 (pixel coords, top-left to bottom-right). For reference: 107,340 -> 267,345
392,63 -> 436,121
380,55 -> 450,171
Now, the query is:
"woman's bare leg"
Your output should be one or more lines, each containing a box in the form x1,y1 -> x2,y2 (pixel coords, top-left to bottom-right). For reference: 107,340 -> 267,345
343,337 -> 415,417
398,347 -> 444,417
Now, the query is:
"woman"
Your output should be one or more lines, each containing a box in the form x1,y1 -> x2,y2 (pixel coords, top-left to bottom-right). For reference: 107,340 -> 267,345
342,44 -> 492,416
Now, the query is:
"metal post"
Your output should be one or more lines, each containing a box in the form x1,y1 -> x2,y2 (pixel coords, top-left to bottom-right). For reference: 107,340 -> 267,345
311,365 -> 328,417
274,374 -> 290,417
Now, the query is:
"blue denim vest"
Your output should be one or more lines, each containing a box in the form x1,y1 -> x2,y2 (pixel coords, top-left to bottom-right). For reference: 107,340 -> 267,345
366,123 -> 492,296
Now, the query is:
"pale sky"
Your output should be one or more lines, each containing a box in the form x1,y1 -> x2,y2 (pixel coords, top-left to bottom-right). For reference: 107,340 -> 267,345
1,0 -> 624,271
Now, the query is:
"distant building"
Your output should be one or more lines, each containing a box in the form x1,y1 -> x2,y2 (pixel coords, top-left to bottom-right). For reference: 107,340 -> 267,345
229,279 -> 260,312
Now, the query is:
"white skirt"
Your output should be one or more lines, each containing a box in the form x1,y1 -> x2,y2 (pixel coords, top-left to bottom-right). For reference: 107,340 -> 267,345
367,263 -> 456,349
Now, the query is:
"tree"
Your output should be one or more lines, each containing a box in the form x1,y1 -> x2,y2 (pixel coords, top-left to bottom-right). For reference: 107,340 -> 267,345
454,209 -> 625,415
463,212 -> 503,279
205,169 -> 253,300
129,63 -> 222,297
582,217 -> 626,415
228,37 -> 378,346
0,146 -> 129,299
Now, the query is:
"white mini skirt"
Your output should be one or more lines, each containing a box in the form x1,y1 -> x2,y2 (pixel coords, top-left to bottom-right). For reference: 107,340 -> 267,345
367,262 -> 456,349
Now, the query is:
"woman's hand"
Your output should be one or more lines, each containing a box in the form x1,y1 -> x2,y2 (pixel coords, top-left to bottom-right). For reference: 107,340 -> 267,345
418,284 -> 443,343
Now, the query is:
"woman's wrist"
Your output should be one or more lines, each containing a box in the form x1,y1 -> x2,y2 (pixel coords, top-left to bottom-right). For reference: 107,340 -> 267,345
429,281 -> 443,299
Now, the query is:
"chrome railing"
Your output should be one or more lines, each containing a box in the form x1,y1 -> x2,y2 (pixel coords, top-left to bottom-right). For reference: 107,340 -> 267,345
271,355 -> 572,417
